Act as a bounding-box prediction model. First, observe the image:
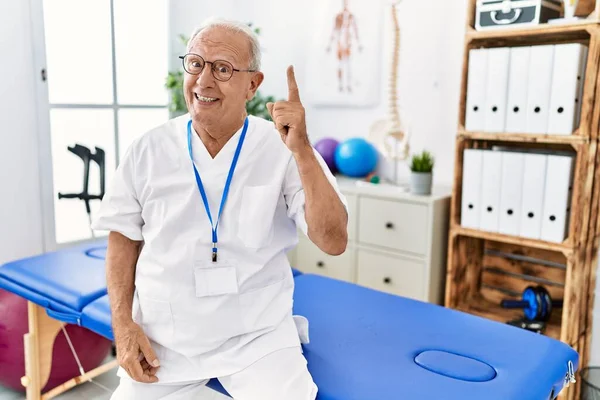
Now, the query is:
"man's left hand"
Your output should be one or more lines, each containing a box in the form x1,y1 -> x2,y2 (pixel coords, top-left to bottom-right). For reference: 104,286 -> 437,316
266,66 -> 310,155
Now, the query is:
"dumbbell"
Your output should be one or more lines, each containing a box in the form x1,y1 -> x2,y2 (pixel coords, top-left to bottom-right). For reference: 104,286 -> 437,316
500,286 -> 563,322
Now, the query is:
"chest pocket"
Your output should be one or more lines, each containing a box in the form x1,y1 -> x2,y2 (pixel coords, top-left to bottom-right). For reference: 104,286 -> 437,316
238,184 -> 281,249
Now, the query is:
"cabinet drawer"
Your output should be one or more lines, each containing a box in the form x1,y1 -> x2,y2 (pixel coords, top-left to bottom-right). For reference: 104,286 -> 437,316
358,197 -> 428,255
356,249 -> 425,300
295,236 -> 355,282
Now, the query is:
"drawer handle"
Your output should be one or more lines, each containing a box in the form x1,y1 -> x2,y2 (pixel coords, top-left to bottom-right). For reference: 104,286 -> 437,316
383,277 -> 392,284
317,261 -> 325,268
385,222 -> 394,229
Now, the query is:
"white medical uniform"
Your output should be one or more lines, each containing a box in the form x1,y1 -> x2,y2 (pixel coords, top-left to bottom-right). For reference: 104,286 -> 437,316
91,113 -> 347,399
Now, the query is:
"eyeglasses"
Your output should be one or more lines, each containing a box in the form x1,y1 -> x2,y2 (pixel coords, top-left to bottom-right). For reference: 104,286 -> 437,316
179,53 -> 256,82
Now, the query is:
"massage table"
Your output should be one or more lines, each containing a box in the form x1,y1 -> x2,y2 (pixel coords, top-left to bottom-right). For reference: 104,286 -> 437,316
0,241 -> 578,399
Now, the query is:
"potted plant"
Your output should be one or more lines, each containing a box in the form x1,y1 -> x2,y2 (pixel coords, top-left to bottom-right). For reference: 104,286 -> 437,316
409,150 -> 434,195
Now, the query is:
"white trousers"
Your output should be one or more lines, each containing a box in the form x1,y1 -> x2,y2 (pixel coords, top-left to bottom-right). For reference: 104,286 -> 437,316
110,346 -> 318,400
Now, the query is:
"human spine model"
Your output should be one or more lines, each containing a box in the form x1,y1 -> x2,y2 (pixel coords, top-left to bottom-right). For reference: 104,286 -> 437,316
369,1 -> 409,164
388,2 -> 402,140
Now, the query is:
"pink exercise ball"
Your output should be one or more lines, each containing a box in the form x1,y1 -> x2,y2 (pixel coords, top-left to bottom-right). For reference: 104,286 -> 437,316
0,289 -> 112,393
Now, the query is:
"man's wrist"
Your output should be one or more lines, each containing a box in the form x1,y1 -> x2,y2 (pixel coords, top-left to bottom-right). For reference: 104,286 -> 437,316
113,315 -> 137,336
292,142 -> 316,164
111,300 -> 135,326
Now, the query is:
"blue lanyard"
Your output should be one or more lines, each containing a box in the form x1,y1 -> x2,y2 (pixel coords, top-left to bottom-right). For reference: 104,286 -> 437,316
187,117 -> 249,262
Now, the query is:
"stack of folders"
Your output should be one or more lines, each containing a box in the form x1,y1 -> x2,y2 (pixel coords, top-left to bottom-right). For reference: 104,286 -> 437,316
460,148 -> 574,243
465,43 -> 588,135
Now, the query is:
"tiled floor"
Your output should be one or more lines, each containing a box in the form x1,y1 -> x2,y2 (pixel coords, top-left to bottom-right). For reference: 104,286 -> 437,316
0,358 -> 229,399
0,358 -> 119,400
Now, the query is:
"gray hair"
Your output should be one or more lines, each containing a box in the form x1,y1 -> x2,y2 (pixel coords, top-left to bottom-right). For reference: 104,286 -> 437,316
186,17 -> 262,71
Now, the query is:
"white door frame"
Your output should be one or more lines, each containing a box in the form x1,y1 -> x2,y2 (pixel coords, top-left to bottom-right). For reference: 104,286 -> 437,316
27,0 -> 104,252
27,0 -> 169,252
28,0 -> 58,253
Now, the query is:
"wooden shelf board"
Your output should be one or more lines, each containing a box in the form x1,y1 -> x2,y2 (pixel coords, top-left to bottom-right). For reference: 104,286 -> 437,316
455,295 -> 561,341
466,21 -> 598,44
457,130 -> 588,145
451,225 -> 571,254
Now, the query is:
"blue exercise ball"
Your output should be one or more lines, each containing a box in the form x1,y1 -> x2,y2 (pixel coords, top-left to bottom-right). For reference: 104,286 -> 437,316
334,138 -> 378,177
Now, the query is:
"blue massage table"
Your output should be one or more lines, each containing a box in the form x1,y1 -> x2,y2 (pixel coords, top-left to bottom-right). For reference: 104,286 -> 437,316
0,241 -> 579,400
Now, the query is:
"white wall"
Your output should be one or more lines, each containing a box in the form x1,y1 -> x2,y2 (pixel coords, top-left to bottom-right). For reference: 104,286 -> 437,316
168,0 -> 238,64
0,1 -> 45,264
169,0 -> 467,187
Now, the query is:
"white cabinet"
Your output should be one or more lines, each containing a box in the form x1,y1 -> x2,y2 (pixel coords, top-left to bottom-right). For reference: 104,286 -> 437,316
356,249 -> 425,301
358,196 -> 429,256
295,235 -> 355,282
289,178 -> 451,305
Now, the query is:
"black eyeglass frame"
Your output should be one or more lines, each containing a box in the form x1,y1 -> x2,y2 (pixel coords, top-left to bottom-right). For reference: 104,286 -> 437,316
178,53 -> 256,82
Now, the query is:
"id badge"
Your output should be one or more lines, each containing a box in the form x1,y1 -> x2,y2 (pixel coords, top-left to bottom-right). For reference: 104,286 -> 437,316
194,259 -> 239,297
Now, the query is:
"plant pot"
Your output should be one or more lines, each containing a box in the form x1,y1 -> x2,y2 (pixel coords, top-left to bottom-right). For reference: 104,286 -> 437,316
410,171 -> 432,195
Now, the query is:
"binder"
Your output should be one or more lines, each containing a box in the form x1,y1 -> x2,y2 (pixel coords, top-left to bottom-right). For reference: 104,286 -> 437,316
465,49 -> 488,131
498,151 -> 525,236
519,153 -> 547,239
461,149 -> 484,229
548,44 -> 588,135
505,46 -> 531,133
541,154 -> 574,242
575,46 -> 588,129
484,47 -> 511,133
525,45 -> 555,134
479,150 -> 502,231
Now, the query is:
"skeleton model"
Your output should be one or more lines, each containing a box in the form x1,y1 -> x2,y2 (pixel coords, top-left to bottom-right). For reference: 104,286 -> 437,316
326,0 -> 363,93
369,1 -> 410,181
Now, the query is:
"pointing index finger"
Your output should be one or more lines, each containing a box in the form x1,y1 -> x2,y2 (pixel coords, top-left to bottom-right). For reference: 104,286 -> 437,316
287,65 -> 301,103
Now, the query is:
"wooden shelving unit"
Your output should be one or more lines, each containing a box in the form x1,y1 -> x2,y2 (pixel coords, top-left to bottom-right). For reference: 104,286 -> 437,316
457,129 -> 589,146
452,225 -> 573,253
445,1 -> 600,399
466,21 -> 598,43
456,293 -> 564,341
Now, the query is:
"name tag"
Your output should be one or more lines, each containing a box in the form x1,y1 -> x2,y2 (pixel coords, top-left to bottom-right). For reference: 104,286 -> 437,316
194,260 -> 239,297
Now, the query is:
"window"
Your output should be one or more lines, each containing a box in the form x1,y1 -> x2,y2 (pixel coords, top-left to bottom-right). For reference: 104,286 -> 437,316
38,0 -> 170,246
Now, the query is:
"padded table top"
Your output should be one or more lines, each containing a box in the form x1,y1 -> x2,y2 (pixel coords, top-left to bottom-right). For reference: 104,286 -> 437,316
293,274 -> 577,400
0,241 -> 108,314
81,294 -> 113,340
0,243 -> 578,399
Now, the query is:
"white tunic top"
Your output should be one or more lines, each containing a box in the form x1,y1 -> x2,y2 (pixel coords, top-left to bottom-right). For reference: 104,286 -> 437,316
91,113 -> 347,383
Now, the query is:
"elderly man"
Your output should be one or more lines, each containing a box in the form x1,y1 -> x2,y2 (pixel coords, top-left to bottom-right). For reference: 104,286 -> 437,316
91,17 -> 348,400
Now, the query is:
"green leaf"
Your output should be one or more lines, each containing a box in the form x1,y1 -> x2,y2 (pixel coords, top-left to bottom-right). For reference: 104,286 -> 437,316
246,90 -> 281,121
410,150 -> 435,172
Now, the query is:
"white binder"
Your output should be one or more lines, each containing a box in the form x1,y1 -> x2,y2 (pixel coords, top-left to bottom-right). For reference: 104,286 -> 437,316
575,46 -> 588,129
479,150 -> 502,232
541,154 -> 574,242
519,153 -> 548,239
525,45 -> 555,134
484,47 -> 511,133
461,149 -> 484,229
498,151 -> 525,236
505,46 -> 531,133
548,44 -> 588,135
465,49 -> 488,131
